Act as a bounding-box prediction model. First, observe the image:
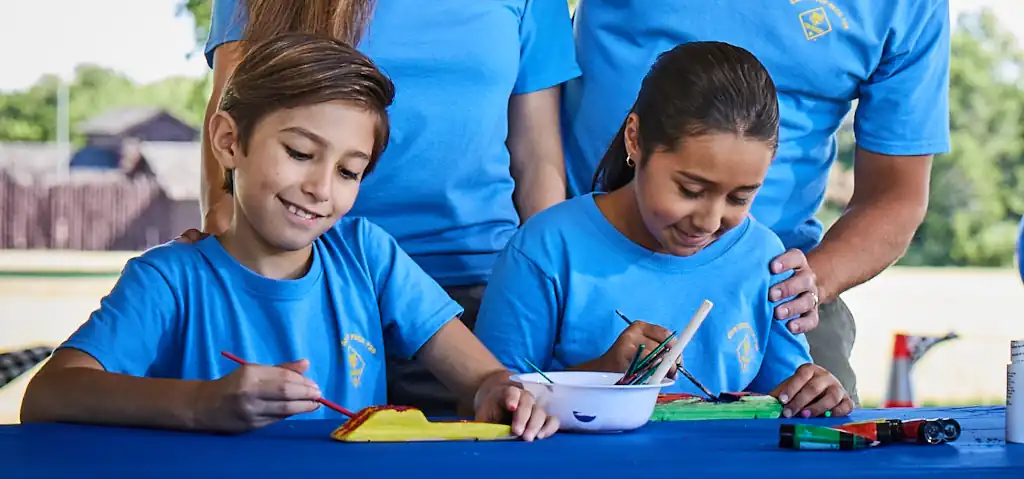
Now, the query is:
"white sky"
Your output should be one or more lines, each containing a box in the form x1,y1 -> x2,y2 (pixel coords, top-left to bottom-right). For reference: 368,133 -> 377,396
0,0 -> 1020,92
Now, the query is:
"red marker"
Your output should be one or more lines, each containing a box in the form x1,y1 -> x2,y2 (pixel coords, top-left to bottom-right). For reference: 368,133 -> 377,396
220,351 -> 355,418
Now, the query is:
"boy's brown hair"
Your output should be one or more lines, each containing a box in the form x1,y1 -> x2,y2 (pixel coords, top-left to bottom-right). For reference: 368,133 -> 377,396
218,32 -> 395,194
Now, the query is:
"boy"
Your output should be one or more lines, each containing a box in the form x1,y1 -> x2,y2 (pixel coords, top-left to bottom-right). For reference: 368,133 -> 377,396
20,33 -> 558,441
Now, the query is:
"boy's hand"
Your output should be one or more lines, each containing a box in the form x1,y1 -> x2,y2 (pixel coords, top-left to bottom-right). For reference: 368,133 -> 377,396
770,363 -> 854,418
473,371 -> 559,442
594,321 -> 677,377
193,359 -> 322,433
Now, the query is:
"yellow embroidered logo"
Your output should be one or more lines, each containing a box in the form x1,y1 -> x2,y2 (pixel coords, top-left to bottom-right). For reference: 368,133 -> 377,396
799,7 -> 832,40
728,323 -> 760,373
341,333 -> 377,388
791,0 -> 850,41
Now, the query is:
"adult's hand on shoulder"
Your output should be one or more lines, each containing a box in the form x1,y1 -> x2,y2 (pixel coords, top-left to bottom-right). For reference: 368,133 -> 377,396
174,229 -> 209,244
769,249 -> 820,334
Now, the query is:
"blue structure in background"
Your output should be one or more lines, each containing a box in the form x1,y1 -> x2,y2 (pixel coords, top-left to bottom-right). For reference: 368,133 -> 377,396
1018,216 -> 1024,286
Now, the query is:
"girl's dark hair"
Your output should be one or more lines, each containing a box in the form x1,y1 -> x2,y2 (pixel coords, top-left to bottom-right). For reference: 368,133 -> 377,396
592,41 -> 780,192
219,32 -> 395,194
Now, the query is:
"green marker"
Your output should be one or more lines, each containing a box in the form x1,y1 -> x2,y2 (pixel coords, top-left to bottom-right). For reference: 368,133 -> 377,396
779,424 -> 873,451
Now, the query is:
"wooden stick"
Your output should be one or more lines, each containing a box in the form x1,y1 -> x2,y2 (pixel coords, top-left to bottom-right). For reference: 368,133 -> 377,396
646,299 -> 713,385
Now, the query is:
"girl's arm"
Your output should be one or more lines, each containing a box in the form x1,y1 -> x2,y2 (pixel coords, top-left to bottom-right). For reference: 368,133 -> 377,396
200,41 -> 245,234
507,87 -> 568,221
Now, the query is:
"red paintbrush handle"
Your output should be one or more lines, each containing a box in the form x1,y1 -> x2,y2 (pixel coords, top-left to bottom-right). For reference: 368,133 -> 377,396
219,351 -> 355,418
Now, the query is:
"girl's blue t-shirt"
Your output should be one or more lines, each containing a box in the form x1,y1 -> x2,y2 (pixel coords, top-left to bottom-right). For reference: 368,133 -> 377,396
205,0 -> 581,287
474,194 -> 813,396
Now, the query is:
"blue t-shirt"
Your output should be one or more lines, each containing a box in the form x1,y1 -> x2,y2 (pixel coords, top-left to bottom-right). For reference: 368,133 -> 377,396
60,218 -> 463,420
473,194 -> 812,395
206,0 -> 581,287
562,0 -> 951,252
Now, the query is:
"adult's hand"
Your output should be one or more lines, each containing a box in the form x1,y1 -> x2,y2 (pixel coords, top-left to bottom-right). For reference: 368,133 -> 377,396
175,229 -> 209,244
769,249 -> 820,334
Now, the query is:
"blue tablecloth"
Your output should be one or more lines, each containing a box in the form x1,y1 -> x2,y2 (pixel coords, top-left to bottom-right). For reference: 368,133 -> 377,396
1,406 -> 1020,478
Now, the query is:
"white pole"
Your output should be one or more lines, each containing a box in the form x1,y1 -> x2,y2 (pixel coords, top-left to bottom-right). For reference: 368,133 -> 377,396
56,74 -> 70,179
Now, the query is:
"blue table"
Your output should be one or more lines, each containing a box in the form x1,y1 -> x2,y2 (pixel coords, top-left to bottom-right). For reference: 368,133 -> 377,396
1,406 -> 1020,478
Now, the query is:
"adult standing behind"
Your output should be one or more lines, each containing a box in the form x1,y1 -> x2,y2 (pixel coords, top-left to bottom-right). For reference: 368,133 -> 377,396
561,0 -> 951,405
202,0 -> 580,415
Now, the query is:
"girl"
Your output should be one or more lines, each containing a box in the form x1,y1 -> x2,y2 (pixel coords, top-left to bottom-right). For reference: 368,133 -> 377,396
474,41 -> 854,419
200,0 -> 580,416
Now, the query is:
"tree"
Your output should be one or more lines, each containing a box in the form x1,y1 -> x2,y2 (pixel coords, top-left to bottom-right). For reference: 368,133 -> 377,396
0,66 -> 207,145
901,9 -> 1024,266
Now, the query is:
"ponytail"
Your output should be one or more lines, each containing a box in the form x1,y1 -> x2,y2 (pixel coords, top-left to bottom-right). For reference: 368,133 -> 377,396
592,121 -> 635,193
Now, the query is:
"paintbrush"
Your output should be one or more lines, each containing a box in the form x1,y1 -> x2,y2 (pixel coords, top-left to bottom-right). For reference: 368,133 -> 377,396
522,357 -> 555,384
675,358 -> 719,402
647,299 -> 713,385
220,351 -> 356,418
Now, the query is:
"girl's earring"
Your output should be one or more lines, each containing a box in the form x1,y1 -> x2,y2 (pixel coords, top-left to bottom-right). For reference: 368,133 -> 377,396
626,155 -> 636,168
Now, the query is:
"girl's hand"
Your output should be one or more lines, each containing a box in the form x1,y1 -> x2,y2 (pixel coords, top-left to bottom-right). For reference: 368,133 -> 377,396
770,363 -> 854,418
473,372 -> 559,441
594,320 -> 676,374
769,249 -> 821,334
193,359 -> 322,433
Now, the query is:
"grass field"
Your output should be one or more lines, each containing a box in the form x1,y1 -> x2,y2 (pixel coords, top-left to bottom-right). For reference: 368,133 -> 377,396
1,251 -> 1021,424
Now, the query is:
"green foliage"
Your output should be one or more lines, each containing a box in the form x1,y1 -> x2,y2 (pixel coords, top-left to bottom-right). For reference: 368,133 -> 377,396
899,9 -> 1024,267
0,65 -> 209,145
179,0 -> 213,56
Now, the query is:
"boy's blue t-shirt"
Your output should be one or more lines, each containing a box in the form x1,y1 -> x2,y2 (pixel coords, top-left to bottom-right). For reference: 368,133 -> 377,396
205,0 -> 581,287
562,0 -> 951,252
474,194 -> 812,395
60,218 -> 463,419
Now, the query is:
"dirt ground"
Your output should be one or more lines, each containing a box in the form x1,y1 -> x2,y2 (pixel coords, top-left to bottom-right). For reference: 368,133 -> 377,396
2,251 -> 1021,424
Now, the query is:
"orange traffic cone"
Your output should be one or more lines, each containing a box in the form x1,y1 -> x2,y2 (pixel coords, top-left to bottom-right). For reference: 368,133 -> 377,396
883,332 -> 958,408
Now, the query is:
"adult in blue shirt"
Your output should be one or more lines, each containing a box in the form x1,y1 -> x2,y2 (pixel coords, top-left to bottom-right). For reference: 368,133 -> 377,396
562,0 -> 951,404
200,0 -> 580,415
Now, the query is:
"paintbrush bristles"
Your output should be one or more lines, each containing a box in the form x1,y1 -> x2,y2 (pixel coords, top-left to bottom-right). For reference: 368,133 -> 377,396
647,299 -> 714,385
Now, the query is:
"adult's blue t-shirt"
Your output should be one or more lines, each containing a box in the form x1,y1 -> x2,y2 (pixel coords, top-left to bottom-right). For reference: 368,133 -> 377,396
60,218 -> 463,419
206,0 -> 581,286
562,0 -> 951,252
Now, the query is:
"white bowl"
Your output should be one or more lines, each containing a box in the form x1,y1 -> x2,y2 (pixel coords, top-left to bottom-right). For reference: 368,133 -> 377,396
511,370 -> 674,433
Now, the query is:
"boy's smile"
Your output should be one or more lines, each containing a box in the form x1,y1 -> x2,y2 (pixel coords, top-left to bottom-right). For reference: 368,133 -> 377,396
210,100 -> 382,278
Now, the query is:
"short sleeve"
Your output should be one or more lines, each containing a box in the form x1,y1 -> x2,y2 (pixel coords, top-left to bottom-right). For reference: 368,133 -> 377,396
746,270 -> 813,394
362,222 -> 463,359
59,259 -> 179,376
474,245 -> 561,373
512,0 -> 582,95
854,1 -> 951,156
204,0 -> 248,68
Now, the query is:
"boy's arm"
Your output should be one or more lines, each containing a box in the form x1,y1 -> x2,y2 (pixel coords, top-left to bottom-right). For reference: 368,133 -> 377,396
20,259 -> 197,426
366,223 -> 557,438
20,349 -> 204,429
20,258 -> 321,431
